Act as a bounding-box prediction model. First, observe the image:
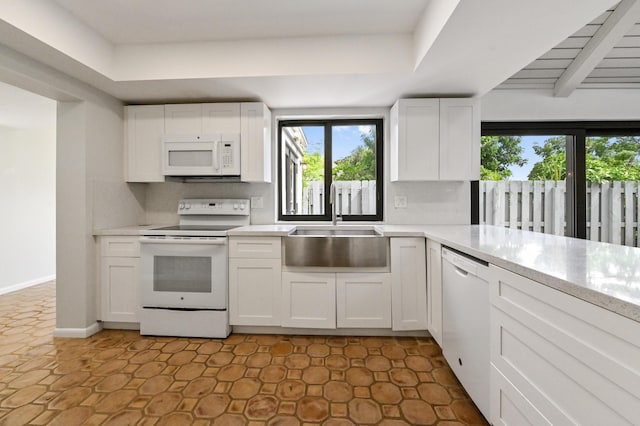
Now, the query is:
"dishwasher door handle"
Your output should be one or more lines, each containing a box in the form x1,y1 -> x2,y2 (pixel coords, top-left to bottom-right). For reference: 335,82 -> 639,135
443,248 -> 479,276
453,266 -> 469,277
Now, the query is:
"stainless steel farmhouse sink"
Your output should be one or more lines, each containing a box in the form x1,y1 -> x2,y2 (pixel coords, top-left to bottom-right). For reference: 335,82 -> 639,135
284,227 -> 389,267
290,228 -> 380,236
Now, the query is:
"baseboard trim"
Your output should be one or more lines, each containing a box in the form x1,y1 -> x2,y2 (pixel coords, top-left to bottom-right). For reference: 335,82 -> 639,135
232,325 -> 430,337
54,322 -> 103,338
0,274 -> 56,296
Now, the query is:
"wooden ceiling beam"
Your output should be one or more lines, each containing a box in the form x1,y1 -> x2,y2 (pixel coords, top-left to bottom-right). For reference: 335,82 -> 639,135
554,0 -> 640,97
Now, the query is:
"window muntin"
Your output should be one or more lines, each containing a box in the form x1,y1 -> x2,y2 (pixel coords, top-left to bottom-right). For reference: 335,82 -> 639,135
279,119 -> 383,221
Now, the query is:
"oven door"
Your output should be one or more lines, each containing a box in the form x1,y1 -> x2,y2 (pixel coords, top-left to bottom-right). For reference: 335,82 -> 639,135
140,236 -> 228,310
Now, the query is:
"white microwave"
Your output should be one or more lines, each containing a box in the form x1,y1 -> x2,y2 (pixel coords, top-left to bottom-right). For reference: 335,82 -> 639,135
162,134 -> 240,176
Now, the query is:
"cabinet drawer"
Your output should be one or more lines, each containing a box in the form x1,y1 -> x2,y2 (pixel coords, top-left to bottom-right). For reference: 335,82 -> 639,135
100,236 -> 140,257
229,237 -> 281,258
490,265 -> 640,425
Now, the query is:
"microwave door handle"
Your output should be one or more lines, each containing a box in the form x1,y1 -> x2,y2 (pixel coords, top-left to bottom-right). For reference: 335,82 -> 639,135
212,140 -> 220,171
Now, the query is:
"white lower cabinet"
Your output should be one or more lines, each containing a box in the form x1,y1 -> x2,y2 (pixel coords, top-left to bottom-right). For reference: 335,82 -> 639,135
390,238 -> 428,331
98,236 -> 140,323
426,239 -> 443,346
489,265 -> 640,425
281,271 -> 392,329
282,272 -> 336,328
229,259 -> 281,326
337,273 -> 391,328
228,237 -> 282,326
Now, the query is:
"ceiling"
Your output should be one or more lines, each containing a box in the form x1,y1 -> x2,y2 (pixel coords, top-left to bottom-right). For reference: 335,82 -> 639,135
0,0 -> 633,111
499,0 -> 640,95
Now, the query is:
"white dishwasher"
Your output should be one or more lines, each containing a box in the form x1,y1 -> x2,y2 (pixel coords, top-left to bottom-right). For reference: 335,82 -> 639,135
442,247 -> 490,421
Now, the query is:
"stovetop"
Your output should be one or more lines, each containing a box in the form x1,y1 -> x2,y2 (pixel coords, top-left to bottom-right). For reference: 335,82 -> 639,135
143,224 -> 240,237
141,199 -> 251,237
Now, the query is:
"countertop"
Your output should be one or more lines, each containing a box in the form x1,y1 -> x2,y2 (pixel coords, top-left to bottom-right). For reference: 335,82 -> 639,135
95,223 -> 640,322
94,225 -> 161,236
230,223 -> 640,322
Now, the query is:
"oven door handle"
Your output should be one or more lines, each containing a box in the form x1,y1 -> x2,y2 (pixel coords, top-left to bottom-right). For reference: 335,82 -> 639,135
140,237 -> 227,245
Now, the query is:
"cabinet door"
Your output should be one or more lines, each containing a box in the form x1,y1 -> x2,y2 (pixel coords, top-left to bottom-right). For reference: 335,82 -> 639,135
229,258 -> 281,326
439,98 -> 480,180
426,239 -> 443,346
391,238 -> 427,330
125,105 -> 165,182
165,104 -> 202,134
337,273 -> 391,328
282,272 -> 335,329
100,257 -> 139,322
240,102 -> 272,183
202,103 -> 241,134
390,99 -> 439,181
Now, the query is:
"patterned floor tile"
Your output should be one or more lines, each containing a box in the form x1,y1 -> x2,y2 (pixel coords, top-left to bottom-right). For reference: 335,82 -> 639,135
0,282 -> 488,425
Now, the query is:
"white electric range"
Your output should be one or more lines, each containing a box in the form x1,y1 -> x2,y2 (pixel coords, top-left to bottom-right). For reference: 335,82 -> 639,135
139,198 -> 249,338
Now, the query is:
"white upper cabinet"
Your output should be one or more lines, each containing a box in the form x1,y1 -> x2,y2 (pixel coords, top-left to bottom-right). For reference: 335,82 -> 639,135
202,103 -> 241,134
390,98 -> 440,181
164,103 -> 202,134
125,102 -> 272,183
241,102 -> 272,183
390,98 -> 480,181
439,98 -> 480,181
125,105 -> 165,182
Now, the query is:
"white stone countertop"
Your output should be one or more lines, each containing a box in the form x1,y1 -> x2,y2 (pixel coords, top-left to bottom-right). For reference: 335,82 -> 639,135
94,223 -> 640,322
93,225 -> 164,236
229,223 -> 640,322
226,224 -> 296,236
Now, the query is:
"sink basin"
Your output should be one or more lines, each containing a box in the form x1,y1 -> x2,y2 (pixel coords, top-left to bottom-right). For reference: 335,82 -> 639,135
290,228 -> 381,236
284,227 -> 388,267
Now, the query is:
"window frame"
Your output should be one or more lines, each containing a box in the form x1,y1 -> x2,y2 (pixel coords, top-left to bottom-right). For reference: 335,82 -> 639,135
478,121 -> 640,240
277,118 -> 384,222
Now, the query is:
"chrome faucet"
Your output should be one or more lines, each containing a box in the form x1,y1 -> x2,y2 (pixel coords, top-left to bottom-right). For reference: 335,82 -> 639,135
329,182 -> 341,225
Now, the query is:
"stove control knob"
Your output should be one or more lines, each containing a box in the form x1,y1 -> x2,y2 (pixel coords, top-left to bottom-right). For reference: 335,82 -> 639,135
185,203 -> 191,209
233,204 -> 239,210
178,203 -> 185,210
240,203 -> 246,210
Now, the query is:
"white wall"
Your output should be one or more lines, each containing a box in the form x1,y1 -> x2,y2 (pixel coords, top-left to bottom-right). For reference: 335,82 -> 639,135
0,125 -> 56,294
0,43 -> 143,334
56,98 -> 145,332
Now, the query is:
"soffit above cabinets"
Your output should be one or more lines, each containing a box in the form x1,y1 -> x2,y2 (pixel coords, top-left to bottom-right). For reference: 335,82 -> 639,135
0,0 -> 620,106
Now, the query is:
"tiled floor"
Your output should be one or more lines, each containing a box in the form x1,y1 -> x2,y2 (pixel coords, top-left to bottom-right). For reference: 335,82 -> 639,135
0,282 -> 488,425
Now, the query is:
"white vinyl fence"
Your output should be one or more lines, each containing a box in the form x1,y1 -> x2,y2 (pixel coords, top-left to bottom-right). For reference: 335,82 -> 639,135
480,180 -> 640,247
302,180 -> 376,215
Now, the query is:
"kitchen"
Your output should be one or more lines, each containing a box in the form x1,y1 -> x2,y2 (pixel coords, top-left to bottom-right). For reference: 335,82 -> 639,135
1,0 -> 640,425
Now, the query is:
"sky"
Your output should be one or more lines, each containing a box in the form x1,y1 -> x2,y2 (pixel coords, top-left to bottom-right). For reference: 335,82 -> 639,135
507,135 -> 560,180
302,125 -> 372,160
509,135 -> 544,179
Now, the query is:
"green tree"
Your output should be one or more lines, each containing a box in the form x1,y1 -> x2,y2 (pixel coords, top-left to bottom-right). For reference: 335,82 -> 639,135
585,136 -> 640,182
528,137 -> 566,180
528,136 -> 640,182
302,151 -> 324,188
480,136 -> 526,180
332,130 -> 376,181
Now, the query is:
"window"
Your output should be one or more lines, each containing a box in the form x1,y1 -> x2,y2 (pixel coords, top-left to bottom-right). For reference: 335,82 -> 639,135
478,122 -> 640,247
278,119 -> 383,221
